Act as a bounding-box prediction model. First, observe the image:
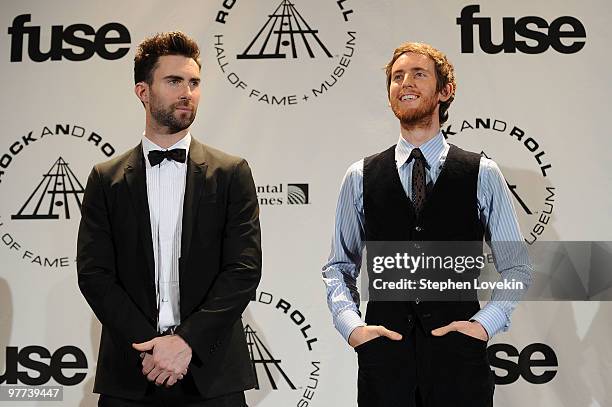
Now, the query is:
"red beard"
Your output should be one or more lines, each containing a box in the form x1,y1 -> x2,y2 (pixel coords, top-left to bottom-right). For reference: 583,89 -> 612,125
390,91 -> 439,129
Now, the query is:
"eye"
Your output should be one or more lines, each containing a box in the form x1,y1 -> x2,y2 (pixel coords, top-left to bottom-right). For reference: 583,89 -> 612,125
415,72 -> 426,78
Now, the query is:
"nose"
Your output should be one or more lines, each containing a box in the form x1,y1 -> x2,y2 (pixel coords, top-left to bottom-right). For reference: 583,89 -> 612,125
402,75 -> 415,89
180,83 -> 192,100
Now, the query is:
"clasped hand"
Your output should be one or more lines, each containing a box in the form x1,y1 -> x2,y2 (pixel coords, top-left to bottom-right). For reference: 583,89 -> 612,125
132,335 -> 192,387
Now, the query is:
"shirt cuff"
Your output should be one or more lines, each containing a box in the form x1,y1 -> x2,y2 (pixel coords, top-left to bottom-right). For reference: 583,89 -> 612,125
470,303 -> 509,339
336,309 -> 366,343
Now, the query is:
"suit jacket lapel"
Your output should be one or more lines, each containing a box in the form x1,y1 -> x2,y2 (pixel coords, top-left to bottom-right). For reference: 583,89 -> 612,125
181,139 -> 207,267
124,144 -> 156,284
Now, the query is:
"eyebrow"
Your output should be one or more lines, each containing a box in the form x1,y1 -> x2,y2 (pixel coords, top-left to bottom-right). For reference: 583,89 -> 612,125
162,75 -> 201,82
393,66 -> 430,74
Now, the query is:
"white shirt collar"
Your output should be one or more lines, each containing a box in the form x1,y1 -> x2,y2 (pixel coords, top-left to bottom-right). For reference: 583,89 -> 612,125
142,132 -> 192,168
394,131 -> 447,169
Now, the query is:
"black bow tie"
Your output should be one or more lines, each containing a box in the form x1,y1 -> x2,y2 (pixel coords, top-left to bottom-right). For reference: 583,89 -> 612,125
147,148 -> 186,166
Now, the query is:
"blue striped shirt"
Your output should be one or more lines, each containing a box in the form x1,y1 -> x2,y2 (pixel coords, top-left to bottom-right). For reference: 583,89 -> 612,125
322,132 -> 533,342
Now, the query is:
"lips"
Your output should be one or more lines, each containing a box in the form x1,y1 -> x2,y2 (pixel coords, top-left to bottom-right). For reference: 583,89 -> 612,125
399,94 -> 419,101
175,104 -> 193,112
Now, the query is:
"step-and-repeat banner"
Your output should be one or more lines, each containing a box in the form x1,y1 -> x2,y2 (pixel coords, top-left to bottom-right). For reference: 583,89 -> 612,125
1,0 -> 610,405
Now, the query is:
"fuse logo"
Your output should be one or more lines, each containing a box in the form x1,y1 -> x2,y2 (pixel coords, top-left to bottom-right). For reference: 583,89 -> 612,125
488,343 -> 558,385
0,345 -> 88,386
7,14 -> 131,62
457,5 -> 586,54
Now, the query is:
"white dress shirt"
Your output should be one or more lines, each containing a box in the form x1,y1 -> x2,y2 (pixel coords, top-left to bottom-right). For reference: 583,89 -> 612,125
142,132 -> 191,333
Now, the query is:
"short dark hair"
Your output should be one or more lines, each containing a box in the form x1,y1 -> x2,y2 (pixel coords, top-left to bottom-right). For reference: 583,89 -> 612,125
385,42 -> 456,126
134,31 -> 201,84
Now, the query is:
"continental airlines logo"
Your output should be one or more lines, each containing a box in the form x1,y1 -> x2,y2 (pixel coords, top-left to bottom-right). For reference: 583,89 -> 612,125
257,183 -> 310,206
212,0 -> 357,107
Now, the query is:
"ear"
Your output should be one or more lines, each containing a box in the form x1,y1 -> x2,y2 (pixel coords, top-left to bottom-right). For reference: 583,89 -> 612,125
438,83 -> 453,103
134,82 -> 149,105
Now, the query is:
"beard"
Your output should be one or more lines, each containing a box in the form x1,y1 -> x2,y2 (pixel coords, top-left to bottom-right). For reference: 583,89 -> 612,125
390,91 -> 439,130
149,94 -> 197,134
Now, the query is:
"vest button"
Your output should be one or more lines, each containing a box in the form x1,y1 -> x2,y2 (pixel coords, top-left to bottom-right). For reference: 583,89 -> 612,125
415,226 -> 423,232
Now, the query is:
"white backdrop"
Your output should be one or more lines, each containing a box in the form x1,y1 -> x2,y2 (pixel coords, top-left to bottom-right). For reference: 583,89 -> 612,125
1,0 -> 611,406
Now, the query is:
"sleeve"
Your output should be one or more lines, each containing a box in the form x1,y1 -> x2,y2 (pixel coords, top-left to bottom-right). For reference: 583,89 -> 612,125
174,159 -> 262,363
470,158 -> 533,338
321,160 -> 367,342
77,166 -> 158,346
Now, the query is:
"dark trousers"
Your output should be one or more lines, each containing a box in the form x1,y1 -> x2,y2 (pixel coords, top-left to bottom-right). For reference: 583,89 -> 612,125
356,319 -> 494,407
98,374 -> 247,407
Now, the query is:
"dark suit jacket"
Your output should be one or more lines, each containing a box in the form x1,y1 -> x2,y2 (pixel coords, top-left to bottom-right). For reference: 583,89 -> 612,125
76,137 -> 261,400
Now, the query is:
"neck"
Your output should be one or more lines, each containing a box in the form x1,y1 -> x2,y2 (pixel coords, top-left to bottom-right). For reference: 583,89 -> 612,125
399,116 -> 440,147
144,117 -> 189,149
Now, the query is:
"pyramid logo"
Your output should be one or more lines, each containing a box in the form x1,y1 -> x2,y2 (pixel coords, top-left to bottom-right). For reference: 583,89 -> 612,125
506,182 -> 532,215
12,157 -> 85,220
237,0 -> 332,59
443,117 -> 556,245
482,151 -> 532,215
212,0 -> 357,106
244,324 -> 296,390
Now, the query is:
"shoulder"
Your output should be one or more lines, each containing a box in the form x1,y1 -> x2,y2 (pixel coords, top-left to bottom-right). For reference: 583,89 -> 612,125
448,143 -> 482,163
478,156 -> 504,179
191,138 -> 246,171
340,159 -> 363,190
93,144 -> 140,179
346,159 -> 363,178
364,144 -> 396,163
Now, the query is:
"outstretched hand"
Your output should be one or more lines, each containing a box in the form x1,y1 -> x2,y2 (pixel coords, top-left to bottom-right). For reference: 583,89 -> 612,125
431,320 -> 489,341
348,325 -> 403,348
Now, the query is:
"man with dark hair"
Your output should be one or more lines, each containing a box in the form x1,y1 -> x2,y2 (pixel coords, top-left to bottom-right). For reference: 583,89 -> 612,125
322,42 -> 532,406
77,31 -> 261,406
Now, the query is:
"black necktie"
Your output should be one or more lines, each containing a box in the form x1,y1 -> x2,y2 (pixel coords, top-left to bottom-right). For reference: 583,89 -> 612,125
408,148 -> 427,215
147,149 -> 186,167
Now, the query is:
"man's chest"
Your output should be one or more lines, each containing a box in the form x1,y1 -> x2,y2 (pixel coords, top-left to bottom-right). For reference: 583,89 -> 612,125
145,164 -> 187,232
